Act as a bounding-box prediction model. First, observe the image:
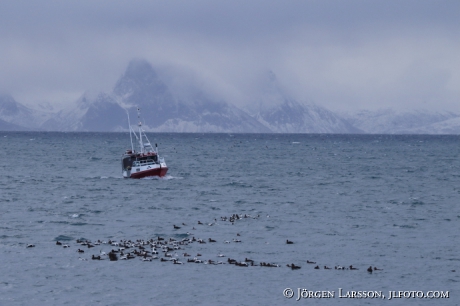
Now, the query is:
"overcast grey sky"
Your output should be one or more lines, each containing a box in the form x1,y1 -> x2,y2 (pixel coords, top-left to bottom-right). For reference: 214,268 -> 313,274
0,0 -> 459,112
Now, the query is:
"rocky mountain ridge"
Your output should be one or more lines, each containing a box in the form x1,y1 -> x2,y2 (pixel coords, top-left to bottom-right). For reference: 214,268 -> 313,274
1,60 -> 459,134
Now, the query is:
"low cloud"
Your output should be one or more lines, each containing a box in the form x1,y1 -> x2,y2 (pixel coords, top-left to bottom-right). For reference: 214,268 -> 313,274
0,0 -> 459,112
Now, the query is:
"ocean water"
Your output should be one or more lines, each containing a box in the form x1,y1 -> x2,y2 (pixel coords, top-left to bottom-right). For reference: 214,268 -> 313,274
0,132 -> 459,305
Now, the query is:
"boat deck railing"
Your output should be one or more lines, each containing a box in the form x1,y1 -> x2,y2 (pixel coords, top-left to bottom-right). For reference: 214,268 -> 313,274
133,159 -> 158,167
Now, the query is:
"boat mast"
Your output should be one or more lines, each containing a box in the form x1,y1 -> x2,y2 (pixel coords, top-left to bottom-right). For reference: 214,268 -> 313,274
126,110 -> 134,152
133,107 -> 156,155
137,107 -> 144,154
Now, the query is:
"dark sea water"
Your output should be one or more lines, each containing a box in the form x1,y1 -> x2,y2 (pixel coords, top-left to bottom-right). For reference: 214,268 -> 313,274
0,132 -> 459,305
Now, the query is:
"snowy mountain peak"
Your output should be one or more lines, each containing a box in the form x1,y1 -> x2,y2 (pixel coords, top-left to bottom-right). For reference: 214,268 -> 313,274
0,94 -> 20,116
113,59 -> 168,102
2,59 -> 459,134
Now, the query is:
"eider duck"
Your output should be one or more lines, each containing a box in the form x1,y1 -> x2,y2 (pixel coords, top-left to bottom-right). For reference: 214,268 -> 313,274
108,252 -> 118,261
287,263 -> 301,270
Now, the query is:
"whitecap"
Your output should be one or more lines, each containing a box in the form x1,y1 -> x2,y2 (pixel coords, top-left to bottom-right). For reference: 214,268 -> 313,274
141,175 -> 181,180
141,176 -> 160,180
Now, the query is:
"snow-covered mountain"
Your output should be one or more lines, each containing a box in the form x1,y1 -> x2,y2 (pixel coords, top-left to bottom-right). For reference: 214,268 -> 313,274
341,109 -> 460,134
1,60 -> 459,134
249,71 -> 362,133
40,59 -> 271,132
111,59 -> 271,132
41,92 -> 126,131
254,100 -> 362,133
0,117 -> 28,131
0,94 -> 52,130
396,116 -> 460,134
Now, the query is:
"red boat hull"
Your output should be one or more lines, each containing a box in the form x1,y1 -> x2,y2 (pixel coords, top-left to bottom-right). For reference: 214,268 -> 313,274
130,167 -> 168,179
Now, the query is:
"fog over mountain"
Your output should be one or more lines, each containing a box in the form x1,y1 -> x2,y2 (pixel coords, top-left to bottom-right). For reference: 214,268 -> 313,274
41,92 -> 126,132
0,94 -> 53,130
248,71 -> 361,133
112,59 -> 270,133
0,117 -> 27,131
1,1 -> 459,115
1,59 -> 459,134
340,109 -> 460,134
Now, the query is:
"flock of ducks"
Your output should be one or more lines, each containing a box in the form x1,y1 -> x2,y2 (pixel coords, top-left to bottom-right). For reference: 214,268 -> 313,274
28,212 -> 382,273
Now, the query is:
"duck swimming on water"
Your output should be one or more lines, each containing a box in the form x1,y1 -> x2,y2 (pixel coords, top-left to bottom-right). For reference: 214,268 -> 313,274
287,263 -> 301,270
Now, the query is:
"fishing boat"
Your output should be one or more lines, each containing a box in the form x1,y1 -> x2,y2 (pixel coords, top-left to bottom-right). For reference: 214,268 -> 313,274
121,108 -> 168,179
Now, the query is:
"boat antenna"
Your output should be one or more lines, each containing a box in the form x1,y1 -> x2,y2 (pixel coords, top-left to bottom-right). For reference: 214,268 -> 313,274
126,109 -> 134,152
137,107 -> 145,154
